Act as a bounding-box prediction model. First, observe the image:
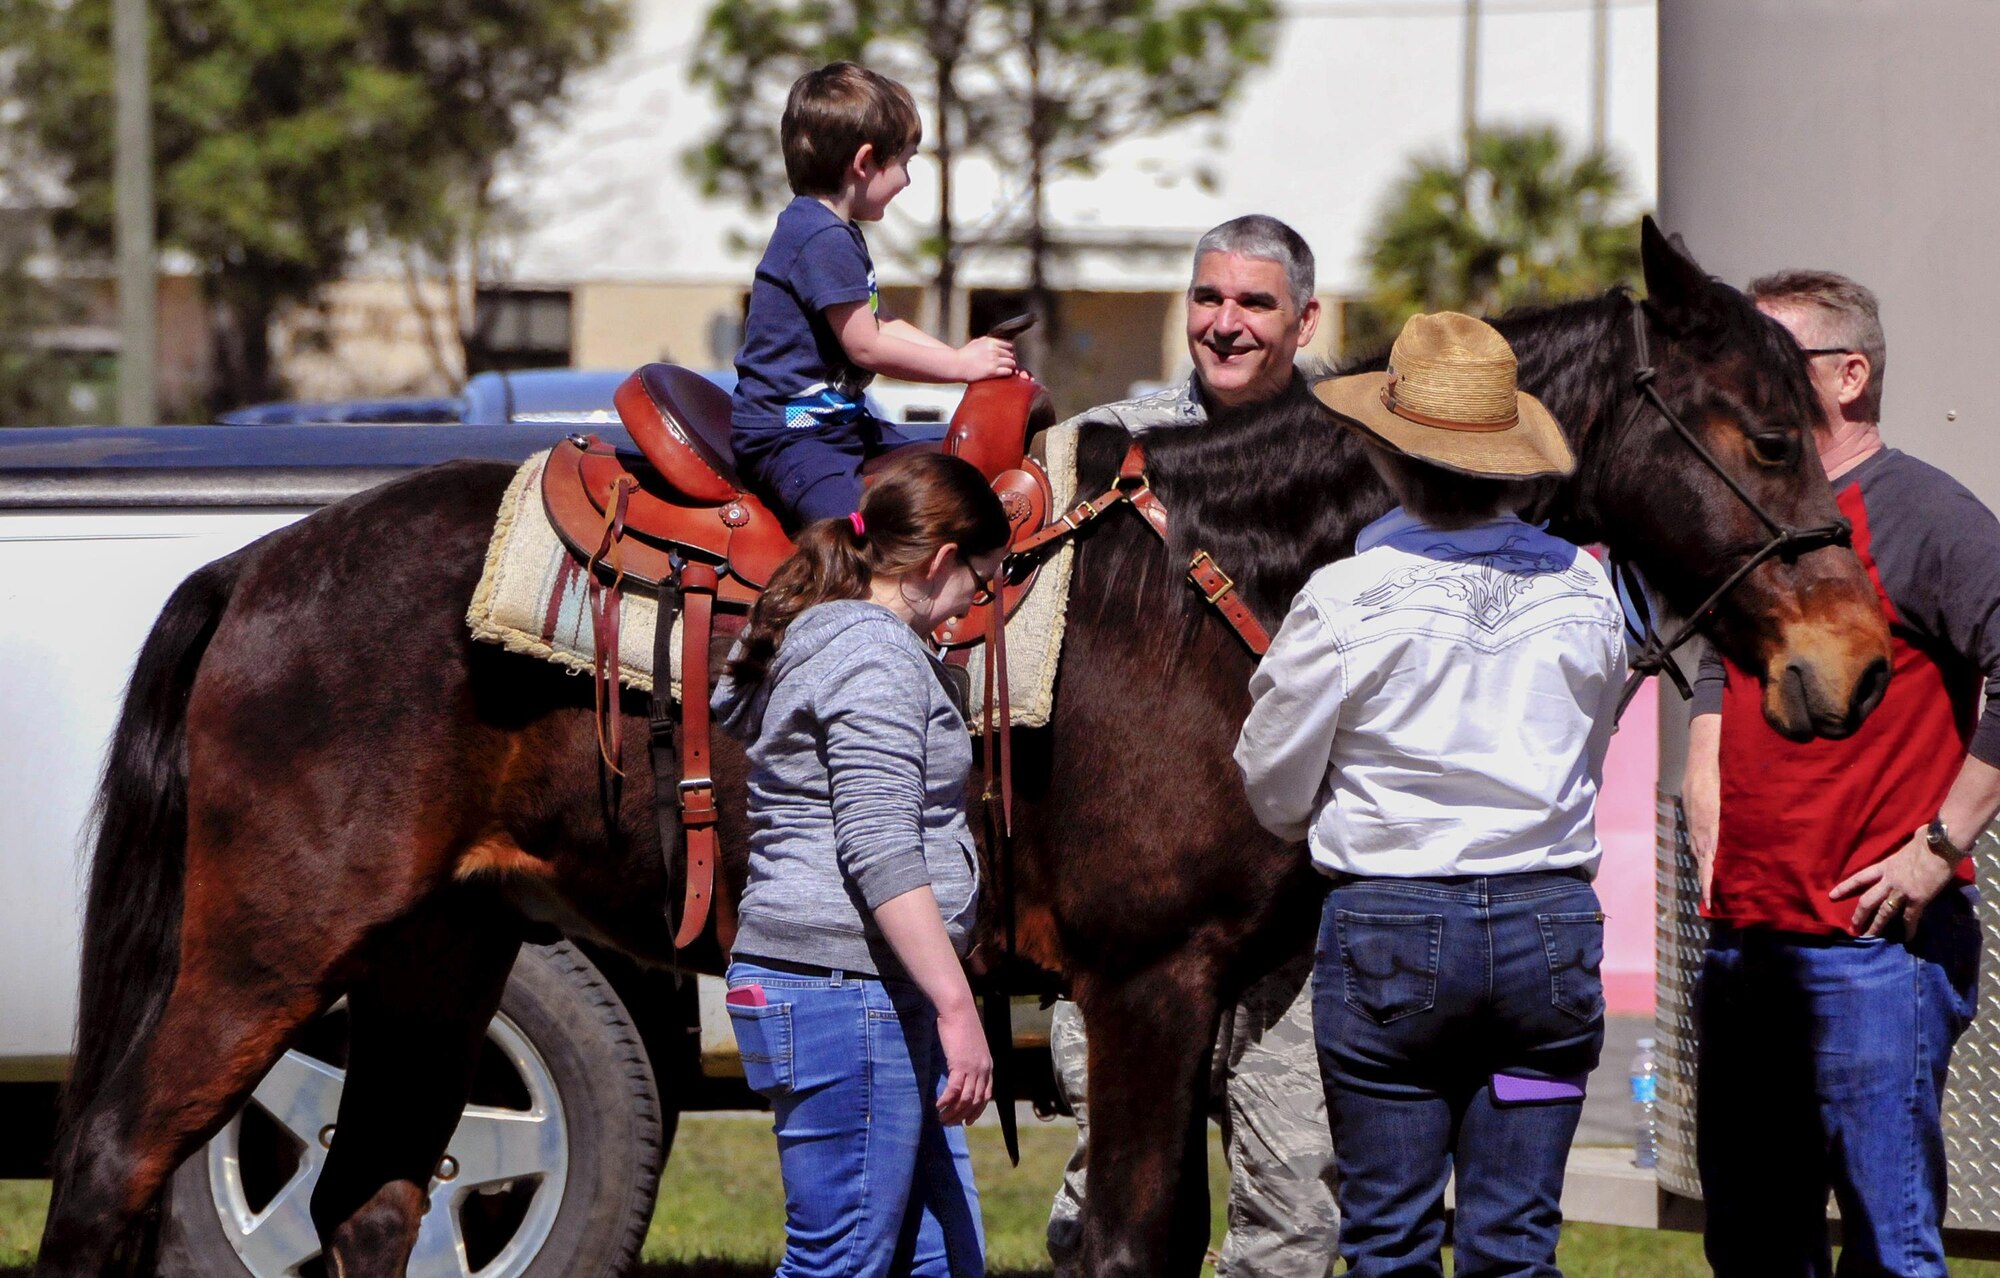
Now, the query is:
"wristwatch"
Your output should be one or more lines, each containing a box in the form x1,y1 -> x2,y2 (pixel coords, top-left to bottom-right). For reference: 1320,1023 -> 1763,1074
1925,816 -> 1970,865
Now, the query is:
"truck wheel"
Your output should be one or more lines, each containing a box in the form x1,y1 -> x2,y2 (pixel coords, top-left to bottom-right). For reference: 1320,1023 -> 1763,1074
161,941 -> 666,1277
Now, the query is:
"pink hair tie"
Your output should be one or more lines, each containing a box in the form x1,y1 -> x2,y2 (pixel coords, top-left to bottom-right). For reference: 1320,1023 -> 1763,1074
848,511 -> 866,536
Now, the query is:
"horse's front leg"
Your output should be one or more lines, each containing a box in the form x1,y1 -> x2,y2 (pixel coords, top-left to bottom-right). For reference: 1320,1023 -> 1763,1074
1071,953 -> 1223,1278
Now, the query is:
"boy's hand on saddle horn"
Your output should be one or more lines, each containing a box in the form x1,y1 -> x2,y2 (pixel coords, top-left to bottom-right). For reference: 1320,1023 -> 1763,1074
955,336 -> 1017,383
935,1000 -> 994,1126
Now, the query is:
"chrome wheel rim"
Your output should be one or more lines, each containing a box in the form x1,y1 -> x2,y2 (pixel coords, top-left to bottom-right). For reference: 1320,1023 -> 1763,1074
203,1009 -> 569,1278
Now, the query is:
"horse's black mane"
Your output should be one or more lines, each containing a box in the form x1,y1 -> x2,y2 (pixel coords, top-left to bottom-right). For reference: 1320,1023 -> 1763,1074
1067,291 -> 1638,640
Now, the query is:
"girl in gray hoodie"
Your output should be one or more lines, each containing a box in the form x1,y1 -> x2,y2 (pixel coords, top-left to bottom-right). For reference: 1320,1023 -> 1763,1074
711,451 -> 1010,1277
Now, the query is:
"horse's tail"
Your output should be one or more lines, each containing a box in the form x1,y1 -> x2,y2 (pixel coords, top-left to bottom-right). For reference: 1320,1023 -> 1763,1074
54,553 -> 243,1159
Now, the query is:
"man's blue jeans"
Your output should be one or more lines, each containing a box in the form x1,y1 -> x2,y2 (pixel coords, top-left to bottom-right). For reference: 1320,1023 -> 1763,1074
725,960 -> 986,1277
1696,885 -> 1981,1278
1313,870 -> 1606,1278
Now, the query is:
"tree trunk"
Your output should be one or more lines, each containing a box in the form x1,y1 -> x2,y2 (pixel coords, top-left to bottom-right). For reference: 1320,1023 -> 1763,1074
932,16 -> 961,342
400,248 -> 467,392
204,276 -> 282,415
1024,0 -> 1057,370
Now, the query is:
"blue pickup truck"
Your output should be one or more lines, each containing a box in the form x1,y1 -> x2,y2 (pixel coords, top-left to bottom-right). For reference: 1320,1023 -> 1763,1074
219,367 -> 964,432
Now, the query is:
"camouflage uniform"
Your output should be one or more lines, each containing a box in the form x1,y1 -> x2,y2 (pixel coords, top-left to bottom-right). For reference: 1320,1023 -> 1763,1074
1041,379 -> 1338,1277
1045,958 -> 1338,1277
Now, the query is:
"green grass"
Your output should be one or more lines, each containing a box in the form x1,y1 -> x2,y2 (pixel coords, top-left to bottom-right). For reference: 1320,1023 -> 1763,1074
9,1122 -> 2000,1275
0,1181 -> 45,1270
644,1115 -> 1160,1274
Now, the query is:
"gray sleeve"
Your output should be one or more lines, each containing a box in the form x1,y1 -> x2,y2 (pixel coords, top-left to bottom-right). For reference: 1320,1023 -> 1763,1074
1690,641 -> 1726,718
815,650 -> 938,909
1888,484 -> 2000,766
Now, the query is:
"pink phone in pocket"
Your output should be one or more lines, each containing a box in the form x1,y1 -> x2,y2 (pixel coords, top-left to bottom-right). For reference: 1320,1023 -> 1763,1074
726,984 -> 768,1008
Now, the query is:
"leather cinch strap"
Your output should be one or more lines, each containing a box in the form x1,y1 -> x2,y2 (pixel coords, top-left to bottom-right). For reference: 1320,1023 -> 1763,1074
979,592 -> 1019,1166
674,560 -> 721,950
645,558 -> 723,954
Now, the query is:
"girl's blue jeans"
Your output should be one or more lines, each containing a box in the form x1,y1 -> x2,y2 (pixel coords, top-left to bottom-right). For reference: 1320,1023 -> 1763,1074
725,960 -> 986,1277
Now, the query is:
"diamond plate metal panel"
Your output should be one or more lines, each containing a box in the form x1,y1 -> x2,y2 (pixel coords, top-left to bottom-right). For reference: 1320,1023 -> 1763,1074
1653,795 -> 2000,1230
1652,791 -> 1704,1199
1940,825 -> 2000,1229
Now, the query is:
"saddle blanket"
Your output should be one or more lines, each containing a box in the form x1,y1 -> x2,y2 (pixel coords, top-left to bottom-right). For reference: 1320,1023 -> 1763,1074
466,426 -> 1081,729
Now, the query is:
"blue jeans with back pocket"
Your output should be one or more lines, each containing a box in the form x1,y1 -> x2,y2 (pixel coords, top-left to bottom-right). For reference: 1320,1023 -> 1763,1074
1313,870 -> 1605,1278
724,960 -> 985,1277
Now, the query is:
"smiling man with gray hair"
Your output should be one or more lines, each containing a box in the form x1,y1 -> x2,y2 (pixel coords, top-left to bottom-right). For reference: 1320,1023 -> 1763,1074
1043,213 -> 1339,1278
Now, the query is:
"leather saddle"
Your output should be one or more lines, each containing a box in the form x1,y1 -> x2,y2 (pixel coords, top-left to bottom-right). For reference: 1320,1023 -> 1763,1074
541,363 -> 1058,626
534,361 -> 1058,967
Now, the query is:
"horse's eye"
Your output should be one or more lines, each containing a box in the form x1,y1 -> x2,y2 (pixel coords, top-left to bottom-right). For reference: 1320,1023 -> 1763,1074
1748,432 -> 1796,466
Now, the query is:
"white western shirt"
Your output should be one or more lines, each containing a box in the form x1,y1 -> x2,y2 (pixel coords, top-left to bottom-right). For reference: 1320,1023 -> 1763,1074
1233,508 -> 1627,879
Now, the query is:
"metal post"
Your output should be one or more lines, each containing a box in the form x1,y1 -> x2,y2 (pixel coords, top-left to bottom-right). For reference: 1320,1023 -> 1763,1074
1589,0 -> 1610,152
1461,0 -> 1481,163
113,0 -> 157,426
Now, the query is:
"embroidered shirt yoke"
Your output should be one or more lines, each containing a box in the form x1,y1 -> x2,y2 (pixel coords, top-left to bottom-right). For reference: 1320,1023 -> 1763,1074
1235,509 -> 1627,879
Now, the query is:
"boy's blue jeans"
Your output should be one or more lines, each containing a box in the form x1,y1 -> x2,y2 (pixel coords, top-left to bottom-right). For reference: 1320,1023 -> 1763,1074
725,960 -> 986,1278
1696,885 -> 1981,1278
1313,870 -> 1605,1278
739,405 -> 912,526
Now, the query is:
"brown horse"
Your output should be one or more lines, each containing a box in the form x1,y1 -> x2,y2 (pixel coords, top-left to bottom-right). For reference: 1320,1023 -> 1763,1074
36,223 -> 1890,1277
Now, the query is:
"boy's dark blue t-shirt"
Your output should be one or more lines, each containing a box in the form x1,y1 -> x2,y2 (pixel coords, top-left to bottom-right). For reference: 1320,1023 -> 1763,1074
731,196 -> 879,465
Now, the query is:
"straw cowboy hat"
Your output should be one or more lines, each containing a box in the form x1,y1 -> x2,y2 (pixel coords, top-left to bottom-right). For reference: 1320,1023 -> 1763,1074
1313,311 -> 1574,478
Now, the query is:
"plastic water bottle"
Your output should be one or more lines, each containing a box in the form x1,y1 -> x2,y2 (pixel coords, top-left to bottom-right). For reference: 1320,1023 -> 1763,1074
1630,1037 -> 1660,1169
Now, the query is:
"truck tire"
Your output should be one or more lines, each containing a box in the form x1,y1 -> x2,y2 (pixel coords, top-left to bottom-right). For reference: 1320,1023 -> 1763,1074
161,941 -> 666,1277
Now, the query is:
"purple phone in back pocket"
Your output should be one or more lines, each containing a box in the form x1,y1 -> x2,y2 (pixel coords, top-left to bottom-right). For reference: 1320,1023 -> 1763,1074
1491,1072 -> 1587,1104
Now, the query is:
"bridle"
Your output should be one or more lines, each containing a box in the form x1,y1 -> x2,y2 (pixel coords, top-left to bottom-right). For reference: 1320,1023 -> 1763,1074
1607,293 -> 1853,719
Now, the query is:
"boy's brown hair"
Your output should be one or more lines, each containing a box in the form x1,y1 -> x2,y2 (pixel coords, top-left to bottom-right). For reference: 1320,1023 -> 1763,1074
781,62 -> 922,197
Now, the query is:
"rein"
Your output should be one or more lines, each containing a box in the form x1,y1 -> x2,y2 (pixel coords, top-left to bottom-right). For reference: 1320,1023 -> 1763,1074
1606,295 -> 1853,719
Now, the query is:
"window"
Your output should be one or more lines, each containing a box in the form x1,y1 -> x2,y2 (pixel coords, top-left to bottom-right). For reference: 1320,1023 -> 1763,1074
469,289 -> 572,372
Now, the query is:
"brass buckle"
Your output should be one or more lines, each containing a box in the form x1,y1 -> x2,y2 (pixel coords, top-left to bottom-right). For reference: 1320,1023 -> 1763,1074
1064,498 -> 1099,529
1189,549 -> 1235,605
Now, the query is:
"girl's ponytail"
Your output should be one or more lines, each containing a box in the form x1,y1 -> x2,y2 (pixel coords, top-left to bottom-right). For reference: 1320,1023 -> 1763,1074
728,517 -> 872,686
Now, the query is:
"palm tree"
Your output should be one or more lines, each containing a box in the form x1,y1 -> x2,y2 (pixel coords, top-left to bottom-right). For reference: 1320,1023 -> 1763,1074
1346,124 -> 1643,355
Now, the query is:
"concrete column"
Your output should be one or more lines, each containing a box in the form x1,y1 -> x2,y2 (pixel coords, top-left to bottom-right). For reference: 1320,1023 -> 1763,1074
1658,0 -> 2000,508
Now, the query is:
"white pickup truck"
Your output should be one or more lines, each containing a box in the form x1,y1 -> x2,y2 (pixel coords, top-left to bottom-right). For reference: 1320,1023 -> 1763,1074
0,421 -> 1049,1278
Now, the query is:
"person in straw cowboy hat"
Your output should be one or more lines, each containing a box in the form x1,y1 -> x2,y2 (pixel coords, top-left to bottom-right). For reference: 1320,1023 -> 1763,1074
1234,311 -> 1628,1277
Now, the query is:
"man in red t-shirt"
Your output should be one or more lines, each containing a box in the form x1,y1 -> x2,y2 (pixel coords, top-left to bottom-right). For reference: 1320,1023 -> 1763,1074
1684,270 -> 2000,1277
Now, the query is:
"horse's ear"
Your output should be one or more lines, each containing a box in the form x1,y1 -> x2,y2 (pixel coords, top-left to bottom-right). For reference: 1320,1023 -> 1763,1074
1640,215 -> 1720,328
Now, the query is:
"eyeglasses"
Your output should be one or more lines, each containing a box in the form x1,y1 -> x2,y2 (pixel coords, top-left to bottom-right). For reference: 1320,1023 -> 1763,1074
966,563 -> 996,608
1799,347 -> 1857,360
